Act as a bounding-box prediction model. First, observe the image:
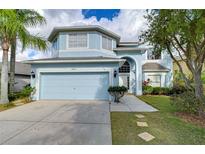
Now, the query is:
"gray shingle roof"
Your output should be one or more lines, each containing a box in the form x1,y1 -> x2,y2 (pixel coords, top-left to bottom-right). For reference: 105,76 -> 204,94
142,63 -> 170,72
48,25 -> 121,42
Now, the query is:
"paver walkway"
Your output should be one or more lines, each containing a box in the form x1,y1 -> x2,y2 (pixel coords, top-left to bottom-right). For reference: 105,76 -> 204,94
110,95 -> 158,112
135,114 -> 155,142
138,132 -> 155,142
136,121 -> 148,127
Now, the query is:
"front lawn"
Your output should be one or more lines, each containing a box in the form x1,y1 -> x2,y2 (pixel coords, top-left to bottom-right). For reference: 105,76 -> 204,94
111,95 -> 205,144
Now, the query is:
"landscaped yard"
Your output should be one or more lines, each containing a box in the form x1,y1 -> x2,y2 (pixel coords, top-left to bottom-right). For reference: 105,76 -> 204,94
111,95 -> 205,144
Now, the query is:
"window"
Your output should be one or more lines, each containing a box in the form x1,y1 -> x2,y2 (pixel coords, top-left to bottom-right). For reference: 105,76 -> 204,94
68,33 -> 87,48
147,75 -> 161,87
119,61 -> 130,73
102,36 -> 112,50
147,50 -> 161,60
52,38 -> 58,50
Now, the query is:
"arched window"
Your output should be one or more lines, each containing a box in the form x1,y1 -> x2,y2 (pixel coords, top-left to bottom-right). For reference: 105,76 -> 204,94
119,61 -> 130,73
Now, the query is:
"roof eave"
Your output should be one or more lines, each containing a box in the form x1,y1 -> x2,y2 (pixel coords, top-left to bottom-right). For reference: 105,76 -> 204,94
48,26 -> 121,42
113,48 -> 147,51
143,69 -> 170,72
24,59 -> 126,64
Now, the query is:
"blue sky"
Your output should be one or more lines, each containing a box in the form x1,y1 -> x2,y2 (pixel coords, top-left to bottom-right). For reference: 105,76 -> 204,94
82,9 -> 120,21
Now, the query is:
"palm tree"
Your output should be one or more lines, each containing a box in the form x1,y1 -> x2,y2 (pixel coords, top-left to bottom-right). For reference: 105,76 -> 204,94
9,10 -> 47,94
0,10 -> 47,104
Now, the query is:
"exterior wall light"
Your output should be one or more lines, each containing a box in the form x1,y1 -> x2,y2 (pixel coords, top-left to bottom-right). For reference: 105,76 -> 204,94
114,70 -> 117,78
31,71 -> 35,78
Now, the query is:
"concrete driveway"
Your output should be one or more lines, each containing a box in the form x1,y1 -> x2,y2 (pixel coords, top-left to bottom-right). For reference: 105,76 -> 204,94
0,100 -> 111,145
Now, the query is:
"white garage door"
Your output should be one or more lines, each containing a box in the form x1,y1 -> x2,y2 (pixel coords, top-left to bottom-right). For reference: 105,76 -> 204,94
40,72 -> 109,100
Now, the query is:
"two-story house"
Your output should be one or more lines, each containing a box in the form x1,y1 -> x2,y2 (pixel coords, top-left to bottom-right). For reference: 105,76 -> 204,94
25,25 -> 173,101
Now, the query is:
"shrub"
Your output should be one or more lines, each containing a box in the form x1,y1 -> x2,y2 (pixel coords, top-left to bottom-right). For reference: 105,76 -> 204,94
143,86 -> 153,95
143,86 -> 171,95
170,84 -> 187,94
20,86 -> 35,98
108,86 -> 128,103
171,91 -> 205,115
152,87 -> 161,95
202,71 -> 205,84
8,86 -> 35,102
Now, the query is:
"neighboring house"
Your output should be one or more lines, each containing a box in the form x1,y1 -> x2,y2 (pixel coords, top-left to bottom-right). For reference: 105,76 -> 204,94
0,62 -> 31,92
25,25 -> 173,101
173,57 -> 205,77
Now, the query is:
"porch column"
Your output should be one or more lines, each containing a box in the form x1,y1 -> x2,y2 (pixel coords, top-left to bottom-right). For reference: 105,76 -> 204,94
135,60 -> 142,95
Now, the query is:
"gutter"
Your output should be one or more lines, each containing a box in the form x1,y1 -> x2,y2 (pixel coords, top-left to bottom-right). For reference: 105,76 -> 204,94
23,59 -> 126,64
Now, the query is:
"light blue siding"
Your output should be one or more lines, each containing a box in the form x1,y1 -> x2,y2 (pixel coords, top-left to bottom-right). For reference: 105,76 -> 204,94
59,50 -> 116,57
89,33 -> 101,49
40,72 -> 109,100
58,33 -> 67,50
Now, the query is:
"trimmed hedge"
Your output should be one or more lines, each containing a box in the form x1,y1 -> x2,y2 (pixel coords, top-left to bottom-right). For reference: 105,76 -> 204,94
108,86 -> 128,93
108,86 -> 128,102
143,85 -> 187,95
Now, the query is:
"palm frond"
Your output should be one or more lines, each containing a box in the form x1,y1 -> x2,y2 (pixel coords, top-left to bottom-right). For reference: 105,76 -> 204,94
18,10 -> 46,27
17,25 -> 47,51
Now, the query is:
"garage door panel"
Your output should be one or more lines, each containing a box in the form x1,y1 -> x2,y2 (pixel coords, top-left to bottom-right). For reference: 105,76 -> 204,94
40,72 -> 109,100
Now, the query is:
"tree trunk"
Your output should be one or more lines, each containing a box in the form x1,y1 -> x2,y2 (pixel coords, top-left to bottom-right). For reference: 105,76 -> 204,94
9,38 -> 16,94
193,71 -> 205,116
0,49 -> 9,104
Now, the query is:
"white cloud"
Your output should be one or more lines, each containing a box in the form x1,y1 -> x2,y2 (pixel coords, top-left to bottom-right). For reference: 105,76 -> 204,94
15,9 -> 148,61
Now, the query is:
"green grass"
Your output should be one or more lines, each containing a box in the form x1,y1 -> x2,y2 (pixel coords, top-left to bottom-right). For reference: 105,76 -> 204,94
0,103 -> 15,112
111,95 -> 205,144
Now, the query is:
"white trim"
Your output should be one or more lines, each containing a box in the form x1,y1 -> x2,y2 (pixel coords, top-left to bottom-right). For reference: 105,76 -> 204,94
24,59 -> 125,64
35,67 -> 113,101
143,70 -> 170,72
87,33 -> 89,48
145,59 -> 162,63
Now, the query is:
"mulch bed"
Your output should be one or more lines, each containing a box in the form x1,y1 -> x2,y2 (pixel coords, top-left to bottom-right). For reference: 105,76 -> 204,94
175,112 -> 205,128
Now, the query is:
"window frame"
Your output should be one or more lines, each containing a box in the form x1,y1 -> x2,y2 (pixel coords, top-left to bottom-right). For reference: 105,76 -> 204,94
67,32 -> 88,49
102,35 -> 113,50
147,75 -> 161,87
119,61 -> 130,73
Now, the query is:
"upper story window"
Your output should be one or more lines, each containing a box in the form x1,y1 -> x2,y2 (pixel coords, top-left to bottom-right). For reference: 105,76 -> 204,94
102,35 -> 112,50
52,38 -> 58,50
68,33 -> 87,48
147,50 -> 161,60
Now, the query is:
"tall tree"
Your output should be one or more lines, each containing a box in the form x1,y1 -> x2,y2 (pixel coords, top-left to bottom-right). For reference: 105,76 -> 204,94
9,10 -> 47,94
142,10 -> 205,106
0,10 -> 47,104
